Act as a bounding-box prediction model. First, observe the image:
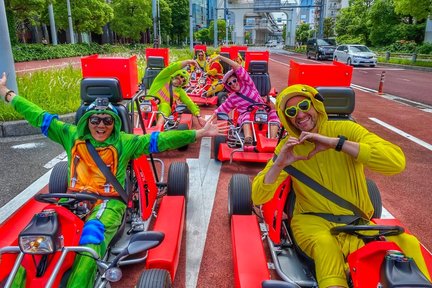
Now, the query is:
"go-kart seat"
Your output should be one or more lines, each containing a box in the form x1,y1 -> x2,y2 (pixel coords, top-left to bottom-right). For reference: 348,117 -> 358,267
142,56 -> 166,90
316,86 -> 355,121
248,61 -> 271,97
220,52 -> 231,73
75,77 -> 132,133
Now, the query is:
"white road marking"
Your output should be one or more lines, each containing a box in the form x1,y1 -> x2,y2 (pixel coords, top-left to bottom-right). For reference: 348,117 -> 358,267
43,151 -> 67,169
186,137 -> 222,288
11,142 -> 45,149
369,117 -> 432,151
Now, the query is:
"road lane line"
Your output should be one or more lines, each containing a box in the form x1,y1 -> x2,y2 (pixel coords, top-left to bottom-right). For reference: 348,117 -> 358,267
186,137 -> 222,288
0,170 -> 51,224
369,117 -> 432,151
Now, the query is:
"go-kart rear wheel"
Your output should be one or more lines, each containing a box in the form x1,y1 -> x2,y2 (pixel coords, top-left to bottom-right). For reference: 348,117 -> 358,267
137,269 -> 172,288
176,123 -> 189,151
213,135 -> 226,161
228,174 -> 252,217
49,161 -> 68,194
217,92 -> 228,107
367,178 -> 382,218
167,162 -> 189,200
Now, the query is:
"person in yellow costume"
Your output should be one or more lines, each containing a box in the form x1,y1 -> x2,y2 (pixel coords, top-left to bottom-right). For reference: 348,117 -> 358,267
202,52 -> 225,98
251,84 -> 431,287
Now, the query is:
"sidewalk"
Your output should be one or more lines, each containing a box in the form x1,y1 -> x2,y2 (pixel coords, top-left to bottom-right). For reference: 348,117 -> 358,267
15,56 -> 82,74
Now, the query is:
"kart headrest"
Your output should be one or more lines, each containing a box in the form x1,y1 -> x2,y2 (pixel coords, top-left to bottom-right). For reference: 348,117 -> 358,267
147,56 -> 165,69
248,61 -> 268,74
80,77 -> 123,104
316,86 -> 355,115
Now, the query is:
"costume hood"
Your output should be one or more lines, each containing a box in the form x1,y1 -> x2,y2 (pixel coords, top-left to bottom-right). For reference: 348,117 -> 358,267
222,69 -> 239,93
275,84 -> 327,137
76,98 -> 122,146
170,69 -> 190,88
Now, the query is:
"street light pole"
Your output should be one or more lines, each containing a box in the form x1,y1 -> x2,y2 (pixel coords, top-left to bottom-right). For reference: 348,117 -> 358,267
66,0 -> 75,44
224,0 -> 228,44
152,0 -> 158,47
189,0 -> 193,52
0,0 -> 18,93
48,3 -> 58,45
214,0 -> 217,48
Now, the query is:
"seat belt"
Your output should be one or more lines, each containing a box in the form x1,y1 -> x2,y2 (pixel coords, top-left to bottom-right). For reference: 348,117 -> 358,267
86,140 -> 128,203
273,154 -> 370,221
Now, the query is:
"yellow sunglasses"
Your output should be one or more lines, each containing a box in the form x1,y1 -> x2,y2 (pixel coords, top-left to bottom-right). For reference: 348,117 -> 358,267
284,99 -> 312,118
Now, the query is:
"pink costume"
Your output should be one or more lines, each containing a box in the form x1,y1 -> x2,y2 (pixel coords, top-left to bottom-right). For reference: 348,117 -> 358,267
214,66 -> 280,125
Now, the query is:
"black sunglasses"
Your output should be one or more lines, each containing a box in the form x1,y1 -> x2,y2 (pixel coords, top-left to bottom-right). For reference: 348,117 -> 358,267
89,116 -> 114,126
227,78 -> 238,87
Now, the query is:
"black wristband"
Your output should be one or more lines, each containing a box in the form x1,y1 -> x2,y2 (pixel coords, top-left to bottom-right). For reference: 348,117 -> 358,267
4,90 -> 15,103
335,135 -> 347,152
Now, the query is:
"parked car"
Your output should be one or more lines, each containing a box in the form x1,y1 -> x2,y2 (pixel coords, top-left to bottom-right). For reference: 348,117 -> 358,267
265,40 -> 277,47
333,44 -> 378,67
306,38 -> 336,60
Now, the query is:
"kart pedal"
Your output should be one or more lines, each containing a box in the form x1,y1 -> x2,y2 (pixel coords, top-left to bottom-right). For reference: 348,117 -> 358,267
267,262 -> 276,270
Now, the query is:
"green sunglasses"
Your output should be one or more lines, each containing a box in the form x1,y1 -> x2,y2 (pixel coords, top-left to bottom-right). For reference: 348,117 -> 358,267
284,99 -> 312,118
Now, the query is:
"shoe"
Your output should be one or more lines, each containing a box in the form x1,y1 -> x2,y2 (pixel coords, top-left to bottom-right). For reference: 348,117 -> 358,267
244,136 -> 253,146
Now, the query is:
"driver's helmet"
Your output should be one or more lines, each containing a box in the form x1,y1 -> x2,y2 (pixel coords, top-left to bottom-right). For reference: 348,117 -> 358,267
171,69 -> 190,88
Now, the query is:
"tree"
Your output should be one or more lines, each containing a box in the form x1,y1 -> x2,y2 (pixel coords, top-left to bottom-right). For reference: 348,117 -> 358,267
368,0 -> 401,46
53,0 -> 113,39
323,18 -> 335,38
208,19 -> 227,44
168,0 -> 188,44
295,23 -> 310,45
158,0 -> 172,44
393,0 -> 431,21
194,28 -> 211,44
110,0 -> 151,42
335,0 -> 372,45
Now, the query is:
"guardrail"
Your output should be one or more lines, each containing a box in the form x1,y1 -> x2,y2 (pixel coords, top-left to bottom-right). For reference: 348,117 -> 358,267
376,52 -> 432,63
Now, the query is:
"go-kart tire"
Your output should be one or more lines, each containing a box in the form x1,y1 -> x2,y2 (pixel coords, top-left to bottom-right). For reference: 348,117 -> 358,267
49,161 -> 68,194
228,174 -> 252,217
137,269 -> 172,288
213,135 -> 226,161
217,92 -> 228,107
176,123 -> 189,151
367,178 -> 382,218
167,162 -> 189,200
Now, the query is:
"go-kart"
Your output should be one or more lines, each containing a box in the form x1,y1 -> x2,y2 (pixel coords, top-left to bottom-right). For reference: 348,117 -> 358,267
0,77 -> 190,288
228,85 -> 432,288
228,174 -> 432,288
132,94 -> 193,135
213,103 -> 280,163
185,68 -> 223,106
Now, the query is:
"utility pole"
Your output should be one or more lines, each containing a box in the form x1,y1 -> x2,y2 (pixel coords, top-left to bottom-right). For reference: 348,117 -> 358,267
224,0 -> 228,44
66,0 -> 75,44
48,3 -> 58,45
152,0 -> 158,47
318,0 -> 325,38
189,0 -> 193,52
214,0 -> 218,47
0,0 -> 18,93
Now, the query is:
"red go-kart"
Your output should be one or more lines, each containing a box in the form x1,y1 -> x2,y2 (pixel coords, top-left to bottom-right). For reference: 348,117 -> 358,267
0,78 -> 189,288
213,103 -> 280,163
185,67 -> 223,106
228,173 -> 432,288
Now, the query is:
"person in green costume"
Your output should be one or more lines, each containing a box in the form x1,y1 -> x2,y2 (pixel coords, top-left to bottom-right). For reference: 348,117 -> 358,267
148,59 -> 206,128
0,72 -> 226,288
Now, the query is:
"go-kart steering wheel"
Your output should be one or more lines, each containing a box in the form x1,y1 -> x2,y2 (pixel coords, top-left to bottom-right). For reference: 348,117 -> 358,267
138,95 -> 160,104
35,193 -> 99,207
330,224 -> 405,241
246,103 -> 271,113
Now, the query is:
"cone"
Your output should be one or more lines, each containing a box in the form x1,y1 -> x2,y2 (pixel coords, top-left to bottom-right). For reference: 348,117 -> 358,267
378,71 -> 386,95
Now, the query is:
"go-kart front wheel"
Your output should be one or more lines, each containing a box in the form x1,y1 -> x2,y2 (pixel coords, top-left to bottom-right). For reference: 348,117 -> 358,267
49,161 -> 68,194
137,269 -> 172,288
167,162 -> 189,200
213,135 -> 226,161
228,174 -> 253,217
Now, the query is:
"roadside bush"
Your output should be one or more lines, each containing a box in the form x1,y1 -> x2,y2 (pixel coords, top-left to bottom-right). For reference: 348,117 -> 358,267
384,40 -> 417,53
416,43 -> 432,55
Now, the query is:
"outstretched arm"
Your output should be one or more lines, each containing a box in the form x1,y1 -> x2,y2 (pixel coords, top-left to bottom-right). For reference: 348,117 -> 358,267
209,54 -> 241,70
0,72 -> 17,103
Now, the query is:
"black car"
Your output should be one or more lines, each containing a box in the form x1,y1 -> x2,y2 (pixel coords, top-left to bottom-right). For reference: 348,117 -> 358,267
306,38 -> 336,60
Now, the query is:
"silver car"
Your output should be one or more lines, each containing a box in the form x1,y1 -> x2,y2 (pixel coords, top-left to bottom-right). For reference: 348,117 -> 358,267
333,44 -> 377,67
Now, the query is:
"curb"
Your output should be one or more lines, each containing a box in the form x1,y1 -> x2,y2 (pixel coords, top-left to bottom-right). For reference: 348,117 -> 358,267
0,113 -> 76,138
